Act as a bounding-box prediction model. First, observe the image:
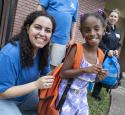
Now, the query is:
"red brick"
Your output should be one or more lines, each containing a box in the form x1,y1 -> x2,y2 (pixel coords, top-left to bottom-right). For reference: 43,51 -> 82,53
12,0 -> 105,43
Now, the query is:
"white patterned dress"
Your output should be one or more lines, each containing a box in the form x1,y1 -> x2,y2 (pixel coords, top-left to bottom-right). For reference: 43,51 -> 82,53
57,56 -> 98,115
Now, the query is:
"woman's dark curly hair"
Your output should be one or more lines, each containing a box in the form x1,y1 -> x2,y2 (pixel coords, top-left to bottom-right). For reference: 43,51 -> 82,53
10,11 -> 56,70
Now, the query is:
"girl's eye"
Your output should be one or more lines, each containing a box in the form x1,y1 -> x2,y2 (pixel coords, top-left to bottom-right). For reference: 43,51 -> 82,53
85,28 -> 91,33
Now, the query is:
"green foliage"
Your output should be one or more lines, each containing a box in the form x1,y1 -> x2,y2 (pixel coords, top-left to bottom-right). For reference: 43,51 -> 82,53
88,88 -> 110,115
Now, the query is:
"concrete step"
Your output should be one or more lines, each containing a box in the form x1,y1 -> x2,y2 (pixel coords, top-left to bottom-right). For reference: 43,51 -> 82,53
108,86 -> 125,115
120,79 -> 125,88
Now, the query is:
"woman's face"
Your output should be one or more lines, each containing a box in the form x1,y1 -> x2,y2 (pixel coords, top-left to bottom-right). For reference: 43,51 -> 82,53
108,12 -> 119,26
27,16 -> 53,49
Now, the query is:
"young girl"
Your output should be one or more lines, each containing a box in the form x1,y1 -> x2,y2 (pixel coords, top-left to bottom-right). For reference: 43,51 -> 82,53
57,12 -> 107,115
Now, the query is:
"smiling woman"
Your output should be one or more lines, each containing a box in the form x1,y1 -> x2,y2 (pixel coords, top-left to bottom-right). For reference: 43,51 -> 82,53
27,16 -> 53,50
0,11 -> 56,114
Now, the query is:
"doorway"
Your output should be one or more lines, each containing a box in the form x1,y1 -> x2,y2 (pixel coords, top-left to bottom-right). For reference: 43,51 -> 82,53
0,0 -> 18,48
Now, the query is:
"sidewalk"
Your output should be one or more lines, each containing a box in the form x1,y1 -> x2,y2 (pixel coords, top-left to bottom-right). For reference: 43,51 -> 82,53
108,80 -> 125,115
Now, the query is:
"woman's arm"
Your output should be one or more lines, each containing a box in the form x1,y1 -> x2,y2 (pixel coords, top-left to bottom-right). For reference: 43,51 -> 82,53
0,75 -> 54,99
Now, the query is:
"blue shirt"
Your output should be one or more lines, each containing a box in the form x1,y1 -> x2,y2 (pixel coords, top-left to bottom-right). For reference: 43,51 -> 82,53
39,0 -> 79,45
0,42 -> 50,102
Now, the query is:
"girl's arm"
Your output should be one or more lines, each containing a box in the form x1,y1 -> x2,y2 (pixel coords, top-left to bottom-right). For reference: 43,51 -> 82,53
59,45 -> 102,79
60,45 -> 83,79
0,75 -> 54,99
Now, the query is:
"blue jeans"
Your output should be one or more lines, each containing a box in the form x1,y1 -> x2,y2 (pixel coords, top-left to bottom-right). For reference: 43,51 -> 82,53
0,90 -> 38,115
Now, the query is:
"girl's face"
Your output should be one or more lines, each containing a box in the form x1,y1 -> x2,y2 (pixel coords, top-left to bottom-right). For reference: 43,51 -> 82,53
81,16 -> 105,46
27,16 -> 53,49
108,12 -> 119,26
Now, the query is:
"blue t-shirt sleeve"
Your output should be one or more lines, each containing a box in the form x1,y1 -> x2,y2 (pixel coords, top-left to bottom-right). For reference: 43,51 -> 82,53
72,2 -> 79,22
0,53 -> 17,93
39,0 -> 49,9
40,65 -> 51,75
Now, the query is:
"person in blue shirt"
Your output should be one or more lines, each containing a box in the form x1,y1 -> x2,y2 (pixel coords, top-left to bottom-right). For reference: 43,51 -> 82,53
0,11 -> 56,115
37,0 -> 79,69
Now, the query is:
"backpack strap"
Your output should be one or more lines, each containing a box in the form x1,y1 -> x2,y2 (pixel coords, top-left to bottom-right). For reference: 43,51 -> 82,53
56,42 -> 83,110
98,48 -> 104,64
73,43 -> 83,68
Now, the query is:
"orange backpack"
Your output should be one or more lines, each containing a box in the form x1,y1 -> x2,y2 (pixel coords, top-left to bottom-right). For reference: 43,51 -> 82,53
38,43 -> 104,115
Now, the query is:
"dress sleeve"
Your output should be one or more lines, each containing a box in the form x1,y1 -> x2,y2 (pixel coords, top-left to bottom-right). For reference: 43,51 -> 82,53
0,53 -> 17,93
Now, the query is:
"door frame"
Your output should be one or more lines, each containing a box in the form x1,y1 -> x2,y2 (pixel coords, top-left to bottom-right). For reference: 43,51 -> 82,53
0,0 -> 18,48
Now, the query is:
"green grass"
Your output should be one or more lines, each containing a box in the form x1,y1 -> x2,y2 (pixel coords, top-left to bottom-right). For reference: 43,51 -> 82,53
88,88 -> 110,115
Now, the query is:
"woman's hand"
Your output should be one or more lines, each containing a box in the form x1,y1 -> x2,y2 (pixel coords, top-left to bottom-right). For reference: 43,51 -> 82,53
108,50 -> 114,56
35,76 -> 54,89
95,69 -> 108,82
114,50 -> 119,57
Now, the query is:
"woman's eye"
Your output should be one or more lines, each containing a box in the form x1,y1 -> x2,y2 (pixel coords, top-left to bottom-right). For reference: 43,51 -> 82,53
45,29 -> 52,33
35,26 -> 41,30
95,28 -> 99,31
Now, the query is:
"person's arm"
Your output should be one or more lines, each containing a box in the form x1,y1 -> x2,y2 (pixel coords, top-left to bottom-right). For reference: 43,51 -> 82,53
59,46 -> 102,79
0,81 -> 37,99
68,2 -> 79,45
0,52 -> 54,99
114,32 -> 121,57
59,45 -> 83,78
69,22 -> 77,45
37,0 -> 49,11
37,4 -> 45,11
0,75 -> 54,99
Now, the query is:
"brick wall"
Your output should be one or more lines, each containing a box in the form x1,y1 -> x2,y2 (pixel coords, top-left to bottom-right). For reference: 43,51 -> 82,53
12,0 -> 105,42
12,0 -> 38,35
76,0 -> 105,42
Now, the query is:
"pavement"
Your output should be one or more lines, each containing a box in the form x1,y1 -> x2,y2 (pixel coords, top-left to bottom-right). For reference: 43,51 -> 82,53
108,79 -> 125,115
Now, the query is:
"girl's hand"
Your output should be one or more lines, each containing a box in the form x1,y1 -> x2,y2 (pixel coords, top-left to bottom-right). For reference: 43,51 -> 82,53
83,64 -> 102,74
35,76 -> 54,89
95,69 -> 108,82
108,50 -> 114,56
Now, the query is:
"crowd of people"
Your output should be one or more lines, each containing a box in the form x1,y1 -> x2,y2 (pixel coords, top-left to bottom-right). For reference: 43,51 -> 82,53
0,0 -> 122,115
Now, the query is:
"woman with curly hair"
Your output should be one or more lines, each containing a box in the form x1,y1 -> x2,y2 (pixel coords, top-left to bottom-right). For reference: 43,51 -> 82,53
0,11 -> 56,114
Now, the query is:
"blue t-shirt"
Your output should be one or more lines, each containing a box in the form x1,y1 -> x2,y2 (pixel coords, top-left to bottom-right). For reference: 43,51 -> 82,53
0,42 -> 50,102
39,0 -> 79,45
